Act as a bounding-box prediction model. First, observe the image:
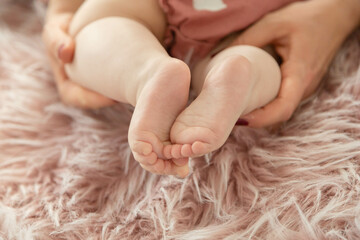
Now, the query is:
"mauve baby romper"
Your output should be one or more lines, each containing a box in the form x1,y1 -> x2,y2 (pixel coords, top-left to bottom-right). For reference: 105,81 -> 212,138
159,0 -> 301,66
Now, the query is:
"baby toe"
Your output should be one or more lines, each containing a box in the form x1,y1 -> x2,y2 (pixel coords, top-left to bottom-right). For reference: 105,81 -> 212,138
175,165 -> 190,178
170,144 -> 183,159
180,144 -> 193,158
172,158 -> 189,167
163,145 -> 173,159
133,151 -> 157,165
131,140 -> 153,156
191,141 -> 212,157
153,159 -> 166,173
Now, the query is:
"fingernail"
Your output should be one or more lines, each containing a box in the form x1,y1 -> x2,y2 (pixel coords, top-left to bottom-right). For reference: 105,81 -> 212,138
236,119 -> 249,126
58,44 -> 65,59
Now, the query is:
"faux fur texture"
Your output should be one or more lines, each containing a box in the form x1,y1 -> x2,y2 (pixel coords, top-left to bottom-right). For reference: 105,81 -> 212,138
1,2 -> 360,239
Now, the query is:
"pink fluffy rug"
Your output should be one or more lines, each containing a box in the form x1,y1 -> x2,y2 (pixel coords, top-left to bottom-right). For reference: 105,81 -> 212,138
1,2 -> 360,239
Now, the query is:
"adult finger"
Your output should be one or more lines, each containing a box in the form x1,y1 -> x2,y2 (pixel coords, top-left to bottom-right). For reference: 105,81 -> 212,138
49,55 -> 116,109
230,14 -> 284,47
241,61 -> 305,128
60,80 -> 117,109
42,18 -> 75,63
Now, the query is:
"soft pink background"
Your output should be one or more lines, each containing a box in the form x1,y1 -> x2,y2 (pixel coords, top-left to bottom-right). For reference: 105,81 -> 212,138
0,1 -> 360,239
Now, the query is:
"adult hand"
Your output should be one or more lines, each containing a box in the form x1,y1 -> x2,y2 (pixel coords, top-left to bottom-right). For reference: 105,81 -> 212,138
42,11 -> 116,109
232,0 -> 360,128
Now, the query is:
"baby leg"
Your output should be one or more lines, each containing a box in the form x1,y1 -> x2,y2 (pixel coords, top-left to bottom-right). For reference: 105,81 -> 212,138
170,45 -> 281,158
65,0 -> 191,177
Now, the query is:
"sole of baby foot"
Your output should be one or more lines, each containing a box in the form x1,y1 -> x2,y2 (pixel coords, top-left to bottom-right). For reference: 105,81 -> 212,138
128,58 -> 191,167
170,55 -> 254,158
140,157 -> 190,178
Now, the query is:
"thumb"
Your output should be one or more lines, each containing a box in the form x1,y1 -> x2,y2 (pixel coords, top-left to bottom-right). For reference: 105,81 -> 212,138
230,16 -> 282,48
58,35 -> 75,63
43,22 -> 75,63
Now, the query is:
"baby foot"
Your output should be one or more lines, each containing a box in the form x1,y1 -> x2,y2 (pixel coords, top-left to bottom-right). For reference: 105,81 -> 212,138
169,55 -> 255,158
128,58 -> 191,176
